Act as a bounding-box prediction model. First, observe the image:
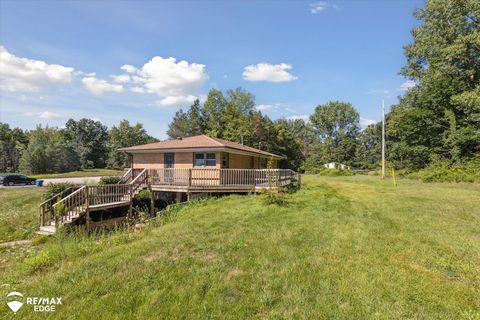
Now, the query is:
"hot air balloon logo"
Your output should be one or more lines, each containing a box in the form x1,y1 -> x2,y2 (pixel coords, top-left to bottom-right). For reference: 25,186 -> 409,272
6,291 -> 24,313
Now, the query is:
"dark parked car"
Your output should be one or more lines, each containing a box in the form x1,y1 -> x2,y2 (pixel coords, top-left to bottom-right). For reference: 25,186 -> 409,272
1,174 -> 37,186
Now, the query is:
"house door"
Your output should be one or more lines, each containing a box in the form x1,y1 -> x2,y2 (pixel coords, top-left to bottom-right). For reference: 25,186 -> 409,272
164,153 -> 174,184
164,153 -> 174,168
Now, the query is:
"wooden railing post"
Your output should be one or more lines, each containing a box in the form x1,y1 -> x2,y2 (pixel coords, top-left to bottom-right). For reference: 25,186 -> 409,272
128,184 -> 133,219
188,169 -> 192,188
85,185 -> 90,232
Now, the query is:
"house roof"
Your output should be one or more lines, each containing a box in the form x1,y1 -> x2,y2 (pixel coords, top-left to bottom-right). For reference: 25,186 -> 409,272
118,135 -> 283,159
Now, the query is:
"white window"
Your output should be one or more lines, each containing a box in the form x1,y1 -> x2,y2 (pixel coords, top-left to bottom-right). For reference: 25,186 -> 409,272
194,152 -> 216,167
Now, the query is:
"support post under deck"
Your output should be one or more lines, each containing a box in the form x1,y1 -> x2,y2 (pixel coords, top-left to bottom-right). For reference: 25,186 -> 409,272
150,189 -> 155,217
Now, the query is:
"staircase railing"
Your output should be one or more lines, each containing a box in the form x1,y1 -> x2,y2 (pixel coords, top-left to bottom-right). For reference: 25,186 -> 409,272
118,168 -> 132,184
38,186 -> 81,226
53,186 -> 88,226
131,168 -> 148,196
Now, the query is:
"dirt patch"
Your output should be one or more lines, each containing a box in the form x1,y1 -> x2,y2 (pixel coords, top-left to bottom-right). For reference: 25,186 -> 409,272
0,240 -> 32,248
226,267 -> 244,281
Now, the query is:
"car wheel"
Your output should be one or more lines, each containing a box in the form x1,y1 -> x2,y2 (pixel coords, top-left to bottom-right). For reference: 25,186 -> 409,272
8,182 -> 14,186
30,181 -> 36,185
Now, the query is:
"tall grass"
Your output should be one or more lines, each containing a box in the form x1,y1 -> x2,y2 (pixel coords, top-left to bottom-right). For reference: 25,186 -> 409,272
407,157 -> 480,183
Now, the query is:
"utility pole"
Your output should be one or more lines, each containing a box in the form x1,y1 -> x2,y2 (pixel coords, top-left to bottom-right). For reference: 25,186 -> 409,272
381,100 -> 385,179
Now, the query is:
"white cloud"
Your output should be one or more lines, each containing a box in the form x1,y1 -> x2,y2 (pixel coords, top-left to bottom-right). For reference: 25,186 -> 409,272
243,63 -> 298,83
309,2 -> 338,14
112,74 -> 131,83
366,89 -> 390,95
398,80 -> 416,91
255,104 -> 275,112
0,46 -> 74,92
81,76 -> 124,96
120,56 -> 208,98
38,111 -> 63,119
155,95 -> 198,107
24,110 -> 64,120
360,117 -> 376,129
130,86 -> 146,94
287,115 -> 309,121
121,64 -> 137,74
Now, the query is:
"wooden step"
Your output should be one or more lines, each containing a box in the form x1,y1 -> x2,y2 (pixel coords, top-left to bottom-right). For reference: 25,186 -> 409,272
38,225 -> 56,235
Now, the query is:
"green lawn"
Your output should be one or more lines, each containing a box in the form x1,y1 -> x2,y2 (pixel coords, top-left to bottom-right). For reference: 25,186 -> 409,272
29,168 -> 123,179
0,175 -> 479,319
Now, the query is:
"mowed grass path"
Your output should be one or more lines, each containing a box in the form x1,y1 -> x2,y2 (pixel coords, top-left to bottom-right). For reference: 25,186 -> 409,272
0,175 -> 479,319
31,168 -> 123,179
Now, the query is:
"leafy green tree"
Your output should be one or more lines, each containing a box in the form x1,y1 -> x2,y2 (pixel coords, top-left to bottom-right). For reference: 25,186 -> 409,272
309,101 -> 360,166
63,118 -> 109,168
221,88 -> 256,145
271,119 -> 305,169
393,0 -> 480,166
187,99 -> 204,136
0,123 -> 28,173
107,120 -> 158,169
19,126 -> 80,174
202,89 -> 227,137
167,109 -> 190,139
357,123 -> 381,169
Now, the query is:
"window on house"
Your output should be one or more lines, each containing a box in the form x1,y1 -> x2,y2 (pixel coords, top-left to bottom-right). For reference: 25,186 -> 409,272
194,152 -> 216,167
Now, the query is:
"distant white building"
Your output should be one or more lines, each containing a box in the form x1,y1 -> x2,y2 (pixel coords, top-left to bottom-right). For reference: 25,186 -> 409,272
324,162 -> 350,170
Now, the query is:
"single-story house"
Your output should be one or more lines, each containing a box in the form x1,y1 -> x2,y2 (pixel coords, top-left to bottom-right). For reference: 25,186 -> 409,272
119,134 -> 283,170
39,135 -> 299,234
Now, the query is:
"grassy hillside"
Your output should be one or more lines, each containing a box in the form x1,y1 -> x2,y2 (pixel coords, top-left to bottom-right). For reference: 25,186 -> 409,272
1,176 -> 479,319
0,187 -> 44,242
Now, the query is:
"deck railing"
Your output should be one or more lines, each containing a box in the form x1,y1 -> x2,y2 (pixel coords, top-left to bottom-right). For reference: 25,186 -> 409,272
88,184 -> 131,206
41,168 -> 299,228
145,168 -> 296,189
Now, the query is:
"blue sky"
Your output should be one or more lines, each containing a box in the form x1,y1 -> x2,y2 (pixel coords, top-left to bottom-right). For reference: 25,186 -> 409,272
0,0 -> 422,139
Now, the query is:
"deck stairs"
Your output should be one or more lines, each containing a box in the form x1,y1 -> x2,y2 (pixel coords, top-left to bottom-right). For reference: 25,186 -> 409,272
38,168 -> 147,235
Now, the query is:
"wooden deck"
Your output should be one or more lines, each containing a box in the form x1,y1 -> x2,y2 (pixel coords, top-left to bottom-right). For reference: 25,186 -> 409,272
148,168 -> 297,193
39,168 -> 300,234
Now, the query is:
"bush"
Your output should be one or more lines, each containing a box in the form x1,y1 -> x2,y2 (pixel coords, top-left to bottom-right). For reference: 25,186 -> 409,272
43,182 -> 77,200
407,157 -> 480,183
99,176 -> 121,185
317,168 -> 355,176
262,188 -> 288,206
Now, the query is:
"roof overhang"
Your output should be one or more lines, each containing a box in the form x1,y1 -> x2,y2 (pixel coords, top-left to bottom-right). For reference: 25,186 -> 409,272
119,146 -> 284,159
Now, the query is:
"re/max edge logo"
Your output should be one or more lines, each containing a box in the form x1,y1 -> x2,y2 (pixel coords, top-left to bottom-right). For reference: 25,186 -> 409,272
6,291 -> 62,313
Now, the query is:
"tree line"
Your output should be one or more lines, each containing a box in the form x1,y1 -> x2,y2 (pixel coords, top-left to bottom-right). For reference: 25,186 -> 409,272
1,0 -> 478,174
0,120 -> 157,174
